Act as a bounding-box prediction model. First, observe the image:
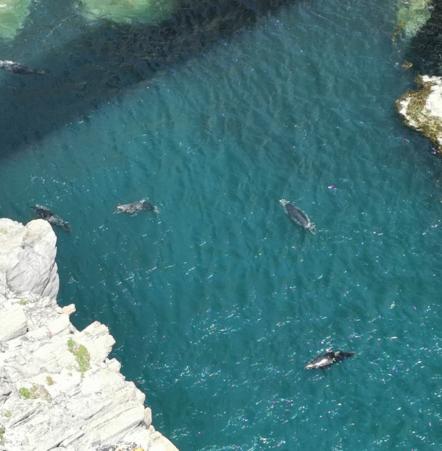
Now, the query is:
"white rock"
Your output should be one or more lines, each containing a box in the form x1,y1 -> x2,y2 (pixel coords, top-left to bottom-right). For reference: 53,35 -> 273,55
107,358 -> 122,373
0,218 -> 178,451
61,304 -> 76,315
76,322 -> 115,364
144,407 -> 152,427
47,314 -> 71,336
0,305 -> 27,341
424,75 -> 442,118
149,431 -> 179,451
0,219 -> 59,299
397,75 -> 442,151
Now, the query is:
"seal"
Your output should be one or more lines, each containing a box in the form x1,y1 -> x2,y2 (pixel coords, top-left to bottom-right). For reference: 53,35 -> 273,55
33,205 -> 70,232
279,199 -> 316,233
0,60 -> 46,75
115,199 -> 159,215
305,349 -> 355,370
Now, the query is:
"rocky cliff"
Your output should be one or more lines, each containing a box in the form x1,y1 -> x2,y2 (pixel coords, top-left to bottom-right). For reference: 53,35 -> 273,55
0,218 -> 177,451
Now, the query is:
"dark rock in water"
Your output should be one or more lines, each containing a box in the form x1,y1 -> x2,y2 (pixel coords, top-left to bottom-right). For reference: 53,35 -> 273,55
33,205 -> 70,232
279,199 -> 316,233
305,350 -> 355,370
408,0 -> 442,76
115,199 -> 159,215
0,60 -> 46,75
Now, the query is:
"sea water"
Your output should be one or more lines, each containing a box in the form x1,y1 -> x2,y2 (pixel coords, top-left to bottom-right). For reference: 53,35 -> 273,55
1,0 -> 442,449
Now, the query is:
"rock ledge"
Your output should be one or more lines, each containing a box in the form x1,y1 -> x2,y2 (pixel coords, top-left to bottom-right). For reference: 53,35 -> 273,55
0,218 -> 177,451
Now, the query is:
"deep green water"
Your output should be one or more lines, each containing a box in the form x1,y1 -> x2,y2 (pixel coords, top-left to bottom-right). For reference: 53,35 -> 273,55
1,0 -> 442,449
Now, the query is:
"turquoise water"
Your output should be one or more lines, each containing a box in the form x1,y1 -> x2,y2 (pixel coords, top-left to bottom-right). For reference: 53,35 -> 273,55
1,0 -> 442,449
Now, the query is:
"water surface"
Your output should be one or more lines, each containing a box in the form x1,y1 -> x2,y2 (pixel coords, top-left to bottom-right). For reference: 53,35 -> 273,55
1,0 -> 442,449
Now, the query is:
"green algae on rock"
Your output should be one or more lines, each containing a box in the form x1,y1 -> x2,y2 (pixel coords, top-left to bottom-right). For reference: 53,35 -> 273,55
18,384 -> 50,401
0,0 -> 31,40
396,75 -> 442,153
67,338 -> 91,374
395,0 -> 432,39
78,0 -> 177,25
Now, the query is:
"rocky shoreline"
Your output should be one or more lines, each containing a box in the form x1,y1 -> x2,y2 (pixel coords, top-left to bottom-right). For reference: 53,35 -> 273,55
0,218 -> 177,451
395,0 -> 442,153
396,75 -> 442,153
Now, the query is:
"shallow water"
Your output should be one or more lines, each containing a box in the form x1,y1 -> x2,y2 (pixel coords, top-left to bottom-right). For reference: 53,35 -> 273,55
1,0 -> 442,449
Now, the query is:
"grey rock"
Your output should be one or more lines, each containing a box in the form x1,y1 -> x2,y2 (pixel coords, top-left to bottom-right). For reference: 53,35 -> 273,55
0,219 -> 177,451
0,306 -> 27,341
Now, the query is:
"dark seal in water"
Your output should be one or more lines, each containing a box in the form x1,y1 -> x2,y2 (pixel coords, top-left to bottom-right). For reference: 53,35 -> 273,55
305,349 -> 355,370
279,199 -> 316,233
33,205 -> 70,232
0,60 -> 46,75
115,199 -> 159,215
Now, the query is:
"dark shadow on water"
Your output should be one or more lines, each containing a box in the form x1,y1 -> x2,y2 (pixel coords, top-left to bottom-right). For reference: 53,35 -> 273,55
407,0 -> 442,76
0,0 -> 293,158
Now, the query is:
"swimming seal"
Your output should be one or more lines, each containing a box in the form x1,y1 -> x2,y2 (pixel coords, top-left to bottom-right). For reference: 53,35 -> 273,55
33,205 -> 70,232
115,199 -> 159,215
305,349 -> 355,370
279,199 -> 316,233
0,60 -> 46,75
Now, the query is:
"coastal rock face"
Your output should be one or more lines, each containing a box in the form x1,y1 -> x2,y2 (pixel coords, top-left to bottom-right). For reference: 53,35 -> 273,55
396,75 -> 442,153
0,219 -> 177,451
0,219 -> 59,302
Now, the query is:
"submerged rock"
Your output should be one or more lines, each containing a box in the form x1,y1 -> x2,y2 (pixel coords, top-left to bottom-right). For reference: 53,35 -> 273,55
395,0 -> 432,40
0,0 -> 32,40
78,0 -> 177,25
396,75 -> 442,153
0,219 -> 59,301
407,0 -> 442,75
0,218 -> 177,451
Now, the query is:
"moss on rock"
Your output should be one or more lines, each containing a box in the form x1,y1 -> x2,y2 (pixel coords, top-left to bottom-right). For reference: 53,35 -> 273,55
67,338 -> 91,374
19,385 -> 38,400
